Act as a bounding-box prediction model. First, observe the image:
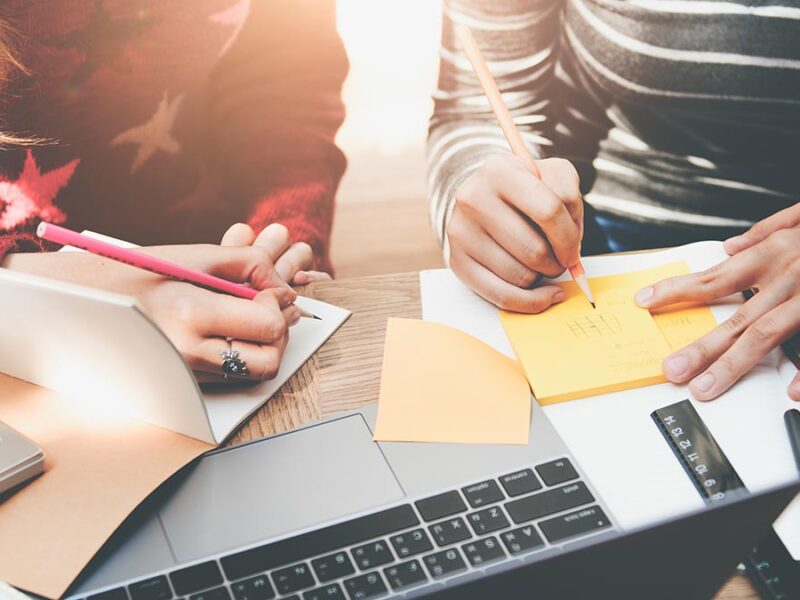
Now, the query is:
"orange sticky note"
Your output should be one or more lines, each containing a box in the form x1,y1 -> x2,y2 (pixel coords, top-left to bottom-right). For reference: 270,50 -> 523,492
500,262 -> 717,405
373,318 -> 531,445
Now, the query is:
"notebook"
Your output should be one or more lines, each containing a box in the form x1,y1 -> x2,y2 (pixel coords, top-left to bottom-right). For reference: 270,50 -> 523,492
1,230 -> 352,444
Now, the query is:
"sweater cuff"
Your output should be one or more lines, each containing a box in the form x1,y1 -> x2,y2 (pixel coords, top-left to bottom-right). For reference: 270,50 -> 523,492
0,232 -> 48,266
246,181 -> 335,276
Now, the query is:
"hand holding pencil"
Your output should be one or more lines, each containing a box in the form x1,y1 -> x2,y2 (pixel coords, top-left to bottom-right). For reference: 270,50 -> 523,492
441,25 -> 593,313
5,222 -> 315,384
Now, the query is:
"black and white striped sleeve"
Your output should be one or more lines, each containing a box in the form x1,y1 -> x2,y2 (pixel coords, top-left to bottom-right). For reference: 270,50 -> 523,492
426,0 -> 564,252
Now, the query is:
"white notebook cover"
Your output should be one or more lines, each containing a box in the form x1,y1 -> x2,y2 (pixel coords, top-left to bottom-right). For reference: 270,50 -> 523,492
0,234 -> 350,444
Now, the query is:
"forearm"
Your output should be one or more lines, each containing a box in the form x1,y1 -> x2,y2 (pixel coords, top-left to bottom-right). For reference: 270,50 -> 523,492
427,0 -> 563,248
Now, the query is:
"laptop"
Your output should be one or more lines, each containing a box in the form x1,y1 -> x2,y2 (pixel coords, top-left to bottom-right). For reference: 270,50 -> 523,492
67,400 -> 799,600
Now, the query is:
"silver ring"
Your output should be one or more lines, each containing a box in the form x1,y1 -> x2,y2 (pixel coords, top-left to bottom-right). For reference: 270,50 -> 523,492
220,340 -> 248,378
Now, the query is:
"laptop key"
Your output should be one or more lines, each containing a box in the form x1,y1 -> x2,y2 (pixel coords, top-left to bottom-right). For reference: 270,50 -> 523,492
505,482 -> 594,524
461,480 -> 504,508
390,528 -> 433,558
89,589 -> 129,600
415,490 -> 466,521
271,563 -> 315,595
539,505 -> 611,543
170,561 -> 223,596
462,536 -> 505,566
343,572 -> 387,599
501,525 -> 545,556
352,539 -> 393,569
189,588 -> 230,600
302,583 -> 345,600
536,458 -> 579,486
428,517 -> 471,547
231,575 -> 275,600
499,469 -> 542,497
383,559 -> 427,591
311,551 -> 355,582
423,548 -> 467,579
222,505 -> 417,580
466,506 -> 509,535
129,576 -> 173,600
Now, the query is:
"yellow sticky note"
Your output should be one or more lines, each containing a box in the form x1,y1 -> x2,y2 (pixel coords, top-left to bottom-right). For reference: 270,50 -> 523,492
500,262 -> 717,405
373,318 -> 531,445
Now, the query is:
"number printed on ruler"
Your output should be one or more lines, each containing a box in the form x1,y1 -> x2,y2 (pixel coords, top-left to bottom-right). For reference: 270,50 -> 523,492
652,400 -> 746,505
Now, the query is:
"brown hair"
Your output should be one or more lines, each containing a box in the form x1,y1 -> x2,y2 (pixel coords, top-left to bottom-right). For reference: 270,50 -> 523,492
0,18 -> 36,146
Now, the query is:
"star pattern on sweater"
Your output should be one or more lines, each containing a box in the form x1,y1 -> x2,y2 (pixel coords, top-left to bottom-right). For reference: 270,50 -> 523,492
111,92 -> 185,173
0,151 -> 80,230
210,0 -> 251,57
50,0 -> 154,86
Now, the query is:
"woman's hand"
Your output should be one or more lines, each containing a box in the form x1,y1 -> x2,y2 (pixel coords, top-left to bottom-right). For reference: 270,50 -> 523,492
221,223 -> 331,285
3,242 -> 302,383
448,154 -> 584,313
635,209 -> 800,401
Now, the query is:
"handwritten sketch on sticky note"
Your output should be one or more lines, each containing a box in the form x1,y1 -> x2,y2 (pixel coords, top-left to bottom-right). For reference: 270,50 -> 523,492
567,313 -> 622,339
500,262 -> 717,405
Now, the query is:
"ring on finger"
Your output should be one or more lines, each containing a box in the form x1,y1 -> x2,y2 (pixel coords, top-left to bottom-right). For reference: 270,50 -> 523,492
219,339 -> 249,378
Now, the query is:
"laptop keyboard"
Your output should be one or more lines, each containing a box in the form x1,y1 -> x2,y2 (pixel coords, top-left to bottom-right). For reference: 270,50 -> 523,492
80,457 -> 611,600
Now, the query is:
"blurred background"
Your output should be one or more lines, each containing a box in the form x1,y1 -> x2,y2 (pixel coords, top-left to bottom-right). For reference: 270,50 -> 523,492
330,0 -> 446,277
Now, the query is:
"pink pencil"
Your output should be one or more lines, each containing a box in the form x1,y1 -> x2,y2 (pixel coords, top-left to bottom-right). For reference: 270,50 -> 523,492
36,222 -> 319,319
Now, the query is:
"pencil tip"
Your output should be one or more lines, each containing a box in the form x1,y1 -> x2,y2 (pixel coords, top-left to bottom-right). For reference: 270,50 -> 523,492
590,302 -> 596,309
313,314 -> 322,320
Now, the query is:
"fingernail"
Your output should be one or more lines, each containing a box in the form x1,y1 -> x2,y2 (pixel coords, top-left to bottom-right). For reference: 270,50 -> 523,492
553,290 -> 565,303
663,354 -> 689,379
692,372 -> 715,394
635,286 -> 654,307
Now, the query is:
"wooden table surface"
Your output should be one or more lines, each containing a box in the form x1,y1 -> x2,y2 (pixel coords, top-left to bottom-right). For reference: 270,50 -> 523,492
227,272 -> 758,600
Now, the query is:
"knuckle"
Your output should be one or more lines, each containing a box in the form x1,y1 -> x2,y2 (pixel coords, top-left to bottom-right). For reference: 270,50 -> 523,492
768,228 -> 797,253
536,197 -> 561,223
520,237 -> 547,266
487,287 -> 514,311
697,264 -> 723,287
748,316 -> 780,345
257,353 -> 281,380
511,264 -> 539,288
249,245 -> 270,264
690,339 -> 714,365
723,310 -> 749,336
717,353 -> 739,378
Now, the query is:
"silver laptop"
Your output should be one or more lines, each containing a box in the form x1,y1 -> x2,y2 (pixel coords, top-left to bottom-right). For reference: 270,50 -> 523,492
67,400 -> 798,600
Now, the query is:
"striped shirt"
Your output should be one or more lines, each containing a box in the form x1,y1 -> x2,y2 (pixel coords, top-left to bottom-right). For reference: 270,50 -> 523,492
427,0 -> 800,255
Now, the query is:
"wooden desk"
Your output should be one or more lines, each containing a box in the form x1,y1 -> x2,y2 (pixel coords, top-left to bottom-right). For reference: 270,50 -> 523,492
227,272 -> 758,600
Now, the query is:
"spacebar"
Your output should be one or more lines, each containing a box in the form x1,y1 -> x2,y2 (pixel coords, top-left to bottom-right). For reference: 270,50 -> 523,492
221,504 -> 419,580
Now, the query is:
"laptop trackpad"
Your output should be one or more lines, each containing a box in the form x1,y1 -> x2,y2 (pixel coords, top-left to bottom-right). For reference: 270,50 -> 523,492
159,414 -> 404,563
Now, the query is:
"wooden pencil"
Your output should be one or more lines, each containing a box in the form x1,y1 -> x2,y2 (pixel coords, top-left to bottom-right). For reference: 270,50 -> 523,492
456,24 -> 596,308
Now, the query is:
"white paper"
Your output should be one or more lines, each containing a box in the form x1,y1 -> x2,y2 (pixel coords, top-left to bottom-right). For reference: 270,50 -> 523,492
202,296 -> 351,441
420,242 -> 800,559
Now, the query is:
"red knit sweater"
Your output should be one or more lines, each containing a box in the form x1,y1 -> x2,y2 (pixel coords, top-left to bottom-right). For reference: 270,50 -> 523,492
0,0 -> 348,274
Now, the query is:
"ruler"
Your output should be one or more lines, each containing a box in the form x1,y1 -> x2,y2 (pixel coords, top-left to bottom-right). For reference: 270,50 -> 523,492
652,399 -> 799,600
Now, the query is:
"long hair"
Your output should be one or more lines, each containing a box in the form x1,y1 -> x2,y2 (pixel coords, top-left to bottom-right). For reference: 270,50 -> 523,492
0,18 -> 35,146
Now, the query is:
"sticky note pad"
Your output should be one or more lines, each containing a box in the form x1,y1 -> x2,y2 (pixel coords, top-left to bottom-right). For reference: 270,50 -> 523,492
500,262 -> 717,405
373,318 -> 531,445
